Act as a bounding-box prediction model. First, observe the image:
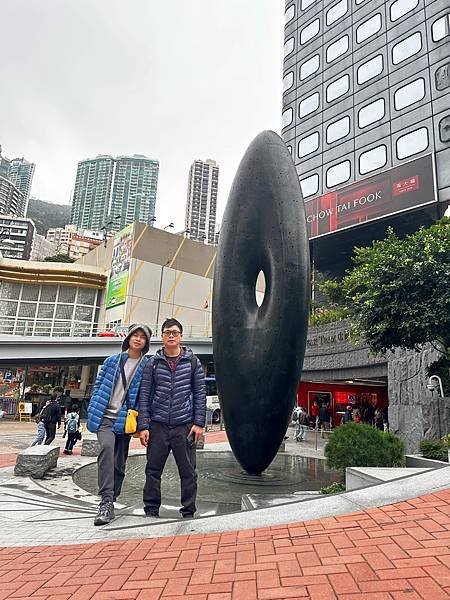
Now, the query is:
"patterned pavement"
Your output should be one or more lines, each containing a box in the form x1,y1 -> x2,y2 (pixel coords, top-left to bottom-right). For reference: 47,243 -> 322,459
1,424 -> 450,598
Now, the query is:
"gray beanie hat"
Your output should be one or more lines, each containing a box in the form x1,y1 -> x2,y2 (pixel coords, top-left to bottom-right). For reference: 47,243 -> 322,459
121,323 -> 152,354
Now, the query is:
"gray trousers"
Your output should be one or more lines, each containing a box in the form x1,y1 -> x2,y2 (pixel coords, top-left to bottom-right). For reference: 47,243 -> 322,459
96,418 -> 131,503
143,422 -> 197,516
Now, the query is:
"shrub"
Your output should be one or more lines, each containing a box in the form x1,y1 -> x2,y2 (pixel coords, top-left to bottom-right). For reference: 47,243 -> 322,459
419,439 -> 448,462
320,482 -> 345,495
325,423 -> 405,472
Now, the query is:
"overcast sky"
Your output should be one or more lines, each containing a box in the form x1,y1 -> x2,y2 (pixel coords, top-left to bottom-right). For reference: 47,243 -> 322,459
1,1 -> 284,230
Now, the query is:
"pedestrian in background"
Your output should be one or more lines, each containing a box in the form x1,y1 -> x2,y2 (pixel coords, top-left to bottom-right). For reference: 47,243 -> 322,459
63,406 -> 80,455
30,400 -> 49,446
41,394 -> 62,444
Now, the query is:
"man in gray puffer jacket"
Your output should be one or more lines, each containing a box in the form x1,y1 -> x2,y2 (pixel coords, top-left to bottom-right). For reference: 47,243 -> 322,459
138,318 -> 206,518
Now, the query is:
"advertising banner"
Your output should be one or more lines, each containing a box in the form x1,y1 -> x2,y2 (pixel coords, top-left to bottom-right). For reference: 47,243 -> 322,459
106,223 -> 133,309
305,154 -> 436,239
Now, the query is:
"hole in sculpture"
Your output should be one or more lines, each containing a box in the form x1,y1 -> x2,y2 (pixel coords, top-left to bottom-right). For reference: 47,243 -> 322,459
255,270 -> 266,307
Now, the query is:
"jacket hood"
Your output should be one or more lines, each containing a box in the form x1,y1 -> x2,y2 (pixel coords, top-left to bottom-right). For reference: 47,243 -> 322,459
122,323 -> 152,354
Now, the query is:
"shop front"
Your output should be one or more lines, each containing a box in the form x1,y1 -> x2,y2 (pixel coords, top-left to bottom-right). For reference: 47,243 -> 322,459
297,381 -> 388,427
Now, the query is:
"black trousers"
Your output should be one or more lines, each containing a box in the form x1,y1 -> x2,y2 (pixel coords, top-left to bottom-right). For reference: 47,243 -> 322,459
44,423 -> 57,444
65,432 -> 78,452
143,422 -> 197,516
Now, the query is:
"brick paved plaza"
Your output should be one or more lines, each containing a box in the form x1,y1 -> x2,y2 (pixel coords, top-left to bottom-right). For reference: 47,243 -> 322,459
1,422 -> 450,599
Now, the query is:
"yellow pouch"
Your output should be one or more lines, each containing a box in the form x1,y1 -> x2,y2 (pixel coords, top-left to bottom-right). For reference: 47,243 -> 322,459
125,408 -> 139,437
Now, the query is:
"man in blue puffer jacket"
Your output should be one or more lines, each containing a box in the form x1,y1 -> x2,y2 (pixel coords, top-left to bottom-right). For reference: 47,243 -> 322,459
138,318 -> 206,519
87,323 -> 151,525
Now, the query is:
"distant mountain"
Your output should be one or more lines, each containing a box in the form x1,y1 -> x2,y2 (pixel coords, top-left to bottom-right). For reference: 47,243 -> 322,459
26,198 -> 72,236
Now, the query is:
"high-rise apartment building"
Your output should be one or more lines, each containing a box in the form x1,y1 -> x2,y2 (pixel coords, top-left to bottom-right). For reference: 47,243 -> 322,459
0,177 -> 24,217
71,154 -> 159,232
283,0 -> 450,274
0,146 -> 35,217
0,216 -> 35,260
8,158 -> 35,212
71,155 -> 115,231
110,155 -> 159,231
185,159 -> 219,244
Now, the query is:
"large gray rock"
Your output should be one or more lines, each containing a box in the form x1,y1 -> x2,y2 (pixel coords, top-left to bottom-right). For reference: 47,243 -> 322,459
81,439 -> 101,457
14,445 -> 59,478
388,345 -> 450,453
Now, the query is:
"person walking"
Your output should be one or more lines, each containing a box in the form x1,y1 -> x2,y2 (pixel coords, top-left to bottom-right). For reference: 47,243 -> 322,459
42,395 -> 62,444
30,400 -> 49,446
342,405 -> 353,424
63,406 -> 80,455
292,406 -> 308,441
87,323 -> 152,526
138,318 -> 206,519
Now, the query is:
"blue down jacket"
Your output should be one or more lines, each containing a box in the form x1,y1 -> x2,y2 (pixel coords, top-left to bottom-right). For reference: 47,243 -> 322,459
137,347 -> 206,430
87,352 -> 149,434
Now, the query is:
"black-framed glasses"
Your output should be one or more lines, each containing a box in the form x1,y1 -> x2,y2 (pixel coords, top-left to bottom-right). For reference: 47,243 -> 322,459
162,330 -> 181,337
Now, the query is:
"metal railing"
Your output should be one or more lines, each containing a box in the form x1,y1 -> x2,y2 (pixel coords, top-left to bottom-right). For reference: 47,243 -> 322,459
0,316 -> 213,339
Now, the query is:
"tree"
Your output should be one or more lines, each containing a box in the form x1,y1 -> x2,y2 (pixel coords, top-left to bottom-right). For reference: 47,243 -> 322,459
43,253 -> 75,263
341,218 -> 450,355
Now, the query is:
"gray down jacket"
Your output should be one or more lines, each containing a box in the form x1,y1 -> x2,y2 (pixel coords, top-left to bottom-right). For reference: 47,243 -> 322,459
137,347 -> 206,430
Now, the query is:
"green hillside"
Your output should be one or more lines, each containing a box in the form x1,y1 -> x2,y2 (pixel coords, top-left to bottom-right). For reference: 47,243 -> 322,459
26,198 -> 72,235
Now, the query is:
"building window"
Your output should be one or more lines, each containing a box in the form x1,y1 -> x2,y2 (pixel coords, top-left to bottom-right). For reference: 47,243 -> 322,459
432,14 -> 450,42
326,35 -> 349,63
358,98 -> 385,128
298,132 -> 320,157
284,37 -> 295,57
326,73 -> 350,102
300,18 -> 320,44
282,107 -> 294,128
299,92 -> 320,117
301,0 -> 316,9
326,0 -> 348,26
300,54 -> 320,80
283,71 -> 294,92
326,115 -> 351,143
285,4 -> 295,23
356,14 -> 382,44
359,145 -> 387,174
392,31 -> 422,64
390,0 -> 419,22
396,127 -> 428,159
300,174 -> 319,198
357,54 -> 383,85
439,116 -> 450,143
394,77 -> 425,110
436,62 -> 450,91
326,161 -> 351,187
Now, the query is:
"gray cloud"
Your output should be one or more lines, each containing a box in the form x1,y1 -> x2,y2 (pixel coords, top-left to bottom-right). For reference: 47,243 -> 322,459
1,0 -> 283,228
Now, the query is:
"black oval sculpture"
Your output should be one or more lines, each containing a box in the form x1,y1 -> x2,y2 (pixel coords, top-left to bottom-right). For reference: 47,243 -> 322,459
212,131 -> 310,475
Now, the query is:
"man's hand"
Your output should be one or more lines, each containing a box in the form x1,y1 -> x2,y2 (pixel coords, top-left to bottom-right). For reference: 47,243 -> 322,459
189,424 -> 204,443
139,429 -> 149,448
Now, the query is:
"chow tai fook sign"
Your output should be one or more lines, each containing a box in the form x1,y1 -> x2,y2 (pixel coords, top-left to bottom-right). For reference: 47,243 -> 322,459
305,154 -> 436,239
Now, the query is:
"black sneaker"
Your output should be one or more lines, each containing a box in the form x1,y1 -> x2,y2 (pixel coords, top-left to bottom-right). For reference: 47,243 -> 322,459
94,501 -> 115,526
182,513 -> 194,519
145,509 -> 159,518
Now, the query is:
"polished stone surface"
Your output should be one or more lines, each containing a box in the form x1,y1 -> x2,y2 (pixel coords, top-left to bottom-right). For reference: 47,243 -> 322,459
73,451 -> 340,516
212,130 -> 310,475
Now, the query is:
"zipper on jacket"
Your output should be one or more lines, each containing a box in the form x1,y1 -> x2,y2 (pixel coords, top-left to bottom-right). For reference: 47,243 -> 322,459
168,367 -> 175,426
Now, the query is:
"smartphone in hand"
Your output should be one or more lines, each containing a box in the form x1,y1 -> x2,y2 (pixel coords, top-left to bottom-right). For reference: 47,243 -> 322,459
187,431 -> 196,447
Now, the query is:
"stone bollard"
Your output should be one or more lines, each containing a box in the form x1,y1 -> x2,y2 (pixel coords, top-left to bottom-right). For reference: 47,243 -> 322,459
81,439 -> 101,457
14,445 -> 59,479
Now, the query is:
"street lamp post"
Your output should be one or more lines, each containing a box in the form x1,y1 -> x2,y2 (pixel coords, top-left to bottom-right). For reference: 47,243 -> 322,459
101,215 -> 121,247
427,375 -> 445,438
